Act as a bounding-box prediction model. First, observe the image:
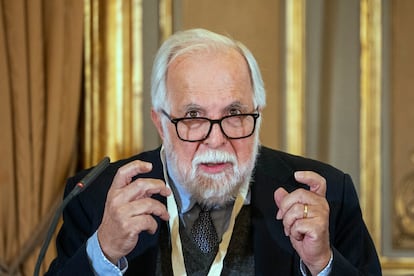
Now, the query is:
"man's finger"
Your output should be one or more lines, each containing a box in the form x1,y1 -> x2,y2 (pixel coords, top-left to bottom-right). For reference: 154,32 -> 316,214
274,187 -> 288,219
294,171 -> 326,197
118,178 -> 171,203
121,198 -> 171,221
274,187 -> 323,220
111,160 -> 153,189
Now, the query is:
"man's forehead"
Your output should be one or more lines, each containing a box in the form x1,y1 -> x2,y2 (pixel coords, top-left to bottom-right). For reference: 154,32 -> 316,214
164,48 -> 253,112
167,47 -> 246,71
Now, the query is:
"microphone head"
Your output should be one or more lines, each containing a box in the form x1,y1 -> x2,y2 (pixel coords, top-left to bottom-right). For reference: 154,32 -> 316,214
73,156 -> 110,196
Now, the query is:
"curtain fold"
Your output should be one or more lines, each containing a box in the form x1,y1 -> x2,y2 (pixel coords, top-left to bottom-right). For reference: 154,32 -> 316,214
0,0 -> 83,274
82,0 -> 143,168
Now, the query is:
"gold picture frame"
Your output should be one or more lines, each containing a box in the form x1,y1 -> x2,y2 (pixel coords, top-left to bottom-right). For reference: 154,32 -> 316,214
360,0 -> 414,274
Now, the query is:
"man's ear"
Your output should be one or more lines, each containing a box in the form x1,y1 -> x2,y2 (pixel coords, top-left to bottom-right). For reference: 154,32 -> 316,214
151,109 -> 165,140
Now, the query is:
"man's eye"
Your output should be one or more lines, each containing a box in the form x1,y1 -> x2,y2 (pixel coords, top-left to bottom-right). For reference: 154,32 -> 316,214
229,109 -> 242,116
186,110 -> 199,118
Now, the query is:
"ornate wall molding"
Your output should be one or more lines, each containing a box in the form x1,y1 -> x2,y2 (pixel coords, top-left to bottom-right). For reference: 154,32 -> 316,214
285,0 -> 306,155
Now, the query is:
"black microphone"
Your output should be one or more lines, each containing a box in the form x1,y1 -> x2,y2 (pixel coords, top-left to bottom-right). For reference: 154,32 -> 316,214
33,157 -> 110,276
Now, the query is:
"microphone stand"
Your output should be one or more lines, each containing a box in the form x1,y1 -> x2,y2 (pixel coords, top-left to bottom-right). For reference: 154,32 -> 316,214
33,157 -> 110,276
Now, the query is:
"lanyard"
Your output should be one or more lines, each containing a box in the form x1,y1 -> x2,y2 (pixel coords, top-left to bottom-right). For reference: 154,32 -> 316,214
160,147 -> 248,275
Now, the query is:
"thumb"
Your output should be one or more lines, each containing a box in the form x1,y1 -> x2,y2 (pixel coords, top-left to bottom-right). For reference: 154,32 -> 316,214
294,171 -> 327,197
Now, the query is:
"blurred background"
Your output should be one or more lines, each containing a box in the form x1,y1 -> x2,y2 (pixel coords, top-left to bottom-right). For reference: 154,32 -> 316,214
1,0 -> 413,275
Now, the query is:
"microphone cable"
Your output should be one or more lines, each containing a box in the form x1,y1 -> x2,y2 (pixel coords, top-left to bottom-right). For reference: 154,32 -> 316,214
33,157 -> 110,276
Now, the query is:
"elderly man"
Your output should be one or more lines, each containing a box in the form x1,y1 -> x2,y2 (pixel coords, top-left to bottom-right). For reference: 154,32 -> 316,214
46,29 -> 381,275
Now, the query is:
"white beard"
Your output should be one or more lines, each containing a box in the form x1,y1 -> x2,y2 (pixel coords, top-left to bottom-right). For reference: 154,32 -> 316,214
164,139 -> 259,208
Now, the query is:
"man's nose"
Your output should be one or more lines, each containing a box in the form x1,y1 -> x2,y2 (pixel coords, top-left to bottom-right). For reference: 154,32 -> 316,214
203,122 -> 227,147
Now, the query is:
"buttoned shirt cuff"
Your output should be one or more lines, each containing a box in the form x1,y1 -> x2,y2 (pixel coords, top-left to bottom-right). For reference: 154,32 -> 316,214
299,252 -> 333,276
86,231 -> 128,275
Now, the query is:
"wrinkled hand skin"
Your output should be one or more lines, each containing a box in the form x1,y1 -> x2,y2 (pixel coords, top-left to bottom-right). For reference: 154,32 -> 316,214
97,160 -> 171,264
274,171 -> 332,275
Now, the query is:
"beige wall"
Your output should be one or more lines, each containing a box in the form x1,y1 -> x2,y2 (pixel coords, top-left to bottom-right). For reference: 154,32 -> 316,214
176,0 -> 283,150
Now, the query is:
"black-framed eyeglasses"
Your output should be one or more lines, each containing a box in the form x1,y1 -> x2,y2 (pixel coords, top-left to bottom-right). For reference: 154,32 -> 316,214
161,109 -> 260,142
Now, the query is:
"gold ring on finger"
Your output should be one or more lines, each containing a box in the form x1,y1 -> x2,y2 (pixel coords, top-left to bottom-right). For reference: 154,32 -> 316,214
303,204 -> 308,219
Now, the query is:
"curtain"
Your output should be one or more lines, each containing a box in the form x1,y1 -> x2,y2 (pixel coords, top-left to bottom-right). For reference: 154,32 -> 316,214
0,0 -> 144,274
0,0 -> 83,274
82,0 -> 143,168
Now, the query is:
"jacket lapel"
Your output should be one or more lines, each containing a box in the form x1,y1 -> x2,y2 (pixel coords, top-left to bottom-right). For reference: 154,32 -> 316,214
250,147 -> 303,274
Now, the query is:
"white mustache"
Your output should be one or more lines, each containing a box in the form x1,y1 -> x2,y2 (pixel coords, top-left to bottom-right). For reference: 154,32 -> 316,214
192,150 -> 237,166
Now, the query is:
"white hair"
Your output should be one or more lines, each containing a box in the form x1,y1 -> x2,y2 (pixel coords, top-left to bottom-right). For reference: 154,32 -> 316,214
150,28 -> 266,113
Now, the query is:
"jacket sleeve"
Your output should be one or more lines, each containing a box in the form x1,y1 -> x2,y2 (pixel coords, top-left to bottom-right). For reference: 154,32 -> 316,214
329,173 -> 382,275
45,175 -> 97,275
44,150 -> 163,275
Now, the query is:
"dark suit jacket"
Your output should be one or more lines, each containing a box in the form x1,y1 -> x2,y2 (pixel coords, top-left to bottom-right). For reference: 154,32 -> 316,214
46,146 -> 381,275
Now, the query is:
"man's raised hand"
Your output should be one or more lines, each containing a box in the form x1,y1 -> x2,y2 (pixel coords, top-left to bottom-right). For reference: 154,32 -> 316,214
97,160 -> 171,264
